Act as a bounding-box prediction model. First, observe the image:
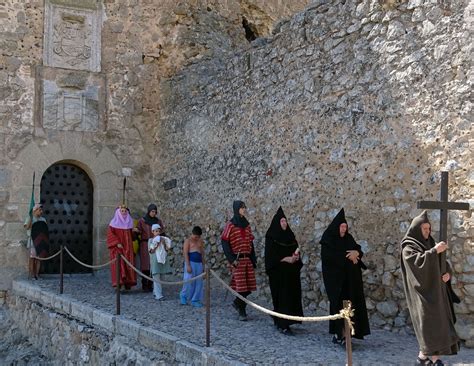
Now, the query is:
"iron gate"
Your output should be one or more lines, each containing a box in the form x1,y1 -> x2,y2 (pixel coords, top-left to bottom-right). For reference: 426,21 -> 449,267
40,163 -> 93,273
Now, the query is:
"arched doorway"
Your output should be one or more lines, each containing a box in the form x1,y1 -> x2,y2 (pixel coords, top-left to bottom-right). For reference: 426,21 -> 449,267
40,163 -> 93,273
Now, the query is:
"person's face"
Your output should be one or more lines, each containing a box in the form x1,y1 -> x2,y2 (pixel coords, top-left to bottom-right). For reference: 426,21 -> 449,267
191,234 -> 201,240
280,218 -> 288,230
339,223 -> 348,237
238,206 -> 246,216
120,206 -> 128,215
149,210 -> 157,217
152,229 -> 160,236
33,207 -> 43,217
420,223 -> 431,240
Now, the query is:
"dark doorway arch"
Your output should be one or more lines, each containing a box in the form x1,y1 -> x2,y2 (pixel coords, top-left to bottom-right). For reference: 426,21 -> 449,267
40,163 -> 93,274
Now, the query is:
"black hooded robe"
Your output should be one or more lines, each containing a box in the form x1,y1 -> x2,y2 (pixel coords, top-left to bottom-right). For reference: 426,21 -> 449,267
320,208 -> 370,339
400,210 -> 459,356
265,207 -> 303,330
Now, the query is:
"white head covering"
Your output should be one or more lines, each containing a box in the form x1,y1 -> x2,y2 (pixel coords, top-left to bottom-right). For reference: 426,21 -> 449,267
152,223 -> 161,231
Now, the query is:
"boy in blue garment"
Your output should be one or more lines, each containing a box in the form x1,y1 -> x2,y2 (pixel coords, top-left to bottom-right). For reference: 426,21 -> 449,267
180,226 -> 206,307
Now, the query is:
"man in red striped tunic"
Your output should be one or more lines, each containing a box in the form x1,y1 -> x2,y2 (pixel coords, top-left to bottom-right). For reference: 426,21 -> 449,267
221,200 -> 257,321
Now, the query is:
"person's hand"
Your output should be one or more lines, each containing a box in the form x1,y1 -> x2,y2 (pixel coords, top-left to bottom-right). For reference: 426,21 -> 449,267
281,256 -> 295,264
117,243 -> 123,249
346,250 -> 359,264
442,273 -> 450,282
132,227 -> 139,233
186,265 -> 192,274
435,241 -> 448,254
292,252 -> 300,262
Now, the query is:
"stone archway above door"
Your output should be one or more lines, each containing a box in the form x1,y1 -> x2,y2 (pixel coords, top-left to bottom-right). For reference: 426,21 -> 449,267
9,138 -> 125,271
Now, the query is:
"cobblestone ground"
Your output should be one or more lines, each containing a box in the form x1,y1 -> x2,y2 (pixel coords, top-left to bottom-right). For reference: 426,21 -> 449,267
25,272 -> 474,366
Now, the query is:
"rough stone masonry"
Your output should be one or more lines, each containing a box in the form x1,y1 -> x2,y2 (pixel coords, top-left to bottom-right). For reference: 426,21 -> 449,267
0,0 -> 472,348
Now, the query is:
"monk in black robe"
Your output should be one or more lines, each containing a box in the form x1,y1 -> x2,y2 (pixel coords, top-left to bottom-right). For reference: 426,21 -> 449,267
320,208 -> 370,344
265,207 -> 303,335
401,210 -> 460,366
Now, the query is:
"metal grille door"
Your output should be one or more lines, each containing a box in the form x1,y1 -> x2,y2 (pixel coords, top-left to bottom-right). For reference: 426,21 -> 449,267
40,163 -> 93,273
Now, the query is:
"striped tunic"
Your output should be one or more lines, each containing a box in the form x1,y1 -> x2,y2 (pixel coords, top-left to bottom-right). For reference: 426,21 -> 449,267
221,222 -> 257,292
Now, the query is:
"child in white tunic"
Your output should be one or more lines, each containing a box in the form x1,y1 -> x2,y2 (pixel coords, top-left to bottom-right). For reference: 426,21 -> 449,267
148,224 -> 172,300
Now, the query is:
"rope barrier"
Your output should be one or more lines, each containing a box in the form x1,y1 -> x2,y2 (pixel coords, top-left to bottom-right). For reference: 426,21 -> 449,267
210,269 -> 354,333
32,249 -> 62,261
28,245 -> 354,334
64,246 -> 115,269
121,255 -> 206,286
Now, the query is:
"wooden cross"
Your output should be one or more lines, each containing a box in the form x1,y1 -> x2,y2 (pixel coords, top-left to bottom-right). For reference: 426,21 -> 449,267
417,171 -> 470,273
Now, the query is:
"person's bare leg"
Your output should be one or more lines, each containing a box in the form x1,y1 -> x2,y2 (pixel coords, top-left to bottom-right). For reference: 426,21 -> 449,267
418,351 -> 431,363
28,258 -> 34,279
34,259 -> 40,279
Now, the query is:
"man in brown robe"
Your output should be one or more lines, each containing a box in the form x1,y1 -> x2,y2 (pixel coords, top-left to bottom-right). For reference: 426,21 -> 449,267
401,211 -> 460,366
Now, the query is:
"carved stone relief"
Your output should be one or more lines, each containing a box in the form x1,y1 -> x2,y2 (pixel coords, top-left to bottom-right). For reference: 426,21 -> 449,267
43,0 -> 101,72
41,68 -> 104,132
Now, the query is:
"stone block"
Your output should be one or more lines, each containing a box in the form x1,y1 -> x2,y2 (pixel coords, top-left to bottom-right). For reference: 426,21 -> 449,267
92,309 -> 115,333
97,189 -> 121,207
40,290 -> 56,308
14,143 -> 51,180
0,190 -> 9,203
91,149 -> 122,176
138,327 -> 178,355
43,0 -> 102,72
70,300 -> 93,323
43,79 -> 101,132
9,186 -> 32,205
115,317 -> 140,340
52,295 -> 72,314
6,222 -> 24,241
376,300 -> 399,317
26,286 -> 42,302
464,284 -> 474,297
0,166 -> 11,186
175,340 -> 207,365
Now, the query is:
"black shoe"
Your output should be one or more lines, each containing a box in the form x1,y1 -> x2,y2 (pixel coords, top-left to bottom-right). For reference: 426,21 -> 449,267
432,360 -> 443,366
232,300 -> 240,313
332,335 -> 345,346
416,356 -> 433,365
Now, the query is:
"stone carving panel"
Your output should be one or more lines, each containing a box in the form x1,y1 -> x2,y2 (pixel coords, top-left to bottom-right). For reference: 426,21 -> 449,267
41,68 -> 104,132
43,0 -> 101,72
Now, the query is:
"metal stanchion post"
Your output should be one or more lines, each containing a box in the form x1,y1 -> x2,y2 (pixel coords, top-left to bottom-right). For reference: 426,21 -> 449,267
116,254 -> 121,315
205,267 -> 211,347
343,300 -> 353,366
59,245 -> 64,294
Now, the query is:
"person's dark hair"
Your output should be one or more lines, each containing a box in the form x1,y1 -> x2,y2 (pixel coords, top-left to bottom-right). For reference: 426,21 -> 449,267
192,226 -> 202,236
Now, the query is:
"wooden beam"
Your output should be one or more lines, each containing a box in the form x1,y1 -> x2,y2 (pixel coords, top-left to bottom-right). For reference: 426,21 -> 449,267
417,201 -> 470,210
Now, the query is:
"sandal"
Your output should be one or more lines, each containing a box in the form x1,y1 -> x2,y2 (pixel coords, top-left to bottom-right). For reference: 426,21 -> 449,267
332,335 -> 345,346
416,356 -> 433,365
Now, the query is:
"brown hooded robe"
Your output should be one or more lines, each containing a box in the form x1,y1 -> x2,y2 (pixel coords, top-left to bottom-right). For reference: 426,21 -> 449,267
400,210 -> 459,356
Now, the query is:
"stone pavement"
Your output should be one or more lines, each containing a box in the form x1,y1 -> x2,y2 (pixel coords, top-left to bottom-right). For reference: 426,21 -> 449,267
11,272 -> 474,366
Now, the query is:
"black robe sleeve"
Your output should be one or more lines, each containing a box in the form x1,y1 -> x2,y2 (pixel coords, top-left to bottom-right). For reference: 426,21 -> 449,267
250,242 -> 257,268
221,239 -> 237,263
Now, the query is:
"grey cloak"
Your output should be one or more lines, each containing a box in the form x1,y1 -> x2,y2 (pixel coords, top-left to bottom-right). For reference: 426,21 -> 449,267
400,210 -> 459,356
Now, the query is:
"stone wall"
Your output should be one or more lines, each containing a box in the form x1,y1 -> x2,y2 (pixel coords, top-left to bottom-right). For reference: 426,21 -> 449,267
6,297 -> 172,365
0,0 -> 308,288
0,0 -> 472,343
154,0 -> 473,340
